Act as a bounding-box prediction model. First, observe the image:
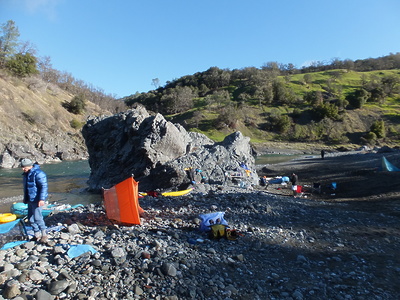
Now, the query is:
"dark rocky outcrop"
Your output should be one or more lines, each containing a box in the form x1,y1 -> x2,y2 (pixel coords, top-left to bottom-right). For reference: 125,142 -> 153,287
0,132 -> 88,168
82,106 -> 258,192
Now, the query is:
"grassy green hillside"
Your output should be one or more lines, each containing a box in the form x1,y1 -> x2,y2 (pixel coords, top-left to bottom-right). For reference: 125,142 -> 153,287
151,69 -> 400,149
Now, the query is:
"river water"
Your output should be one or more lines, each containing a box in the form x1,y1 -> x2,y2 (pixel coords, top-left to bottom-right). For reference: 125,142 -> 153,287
255,154 -> 302,165
0,160 -> 101,213
0,154 -> 300,213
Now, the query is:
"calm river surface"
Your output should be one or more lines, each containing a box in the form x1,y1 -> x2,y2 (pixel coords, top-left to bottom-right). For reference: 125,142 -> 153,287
255,154 -> 302,165
0,154 -> 299,213
0,160 -> 101,213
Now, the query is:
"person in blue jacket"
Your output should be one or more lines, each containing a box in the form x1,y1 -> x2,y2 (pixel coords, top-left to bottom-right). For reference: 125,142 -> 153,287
20,158 -> 48,242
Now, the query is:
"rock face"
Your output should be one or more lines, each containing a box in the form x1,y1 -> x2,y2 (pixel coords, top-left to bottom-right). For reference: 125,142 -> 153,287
0,132 -> 88,168
82,106 -> 258,192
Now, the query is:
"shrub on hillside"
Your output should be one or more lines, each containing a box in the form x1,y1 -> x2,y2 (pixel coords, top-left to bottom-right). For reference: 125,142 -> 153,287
70,118 -> 84,129
269,114 -> 291,134
215,105 -> 239,129
311,102 -> 340,121
370,120 -> 386,138
346,88 -> 370,109
62,94 -> 86,114
304,90 -> 323,106
291,108 -> 302,119
5,53 -> 38,77
362,131 -> 377,145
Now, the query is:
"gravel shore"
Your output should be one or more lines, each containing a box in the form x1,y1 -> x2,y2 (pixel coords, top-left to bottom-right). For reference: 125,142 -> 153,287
1,150 -> 400,299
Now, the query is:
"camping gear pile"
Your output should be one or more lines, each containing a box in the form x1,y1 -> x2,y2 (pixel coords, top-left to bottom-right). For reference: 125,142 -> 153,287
199,212 -> 242,241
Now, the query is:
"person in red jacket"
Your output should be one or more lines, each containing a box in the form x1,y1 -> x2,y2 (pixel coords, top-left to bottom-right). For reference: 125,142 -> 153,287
21,158 -> 48,242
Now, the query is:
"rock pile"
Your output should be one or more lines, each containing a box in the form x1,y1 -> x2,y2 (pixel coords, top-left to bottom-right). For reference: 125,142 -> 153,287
1,184 -> 399,299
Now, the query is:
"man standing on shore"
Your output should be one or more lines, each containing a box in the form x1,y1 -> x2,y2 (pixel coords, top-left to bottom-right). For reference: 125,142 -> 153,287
290,172 -> 298,197
21,158 -> 48,243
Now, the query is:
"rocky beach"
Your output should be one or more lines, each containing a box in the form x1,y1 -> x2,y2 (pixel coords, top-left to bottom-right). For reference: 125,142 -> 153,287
1,149 -> 400,299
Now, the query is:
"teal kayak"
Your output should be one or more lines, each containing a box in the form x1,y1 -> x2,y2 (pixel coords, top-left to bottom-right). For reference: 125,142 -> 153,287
11,202 -> 84,218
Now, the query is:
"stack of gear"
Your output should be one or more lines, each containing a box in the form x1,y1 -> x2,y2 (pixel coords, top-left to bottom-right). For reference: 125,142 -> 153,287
199,212 -> 242,241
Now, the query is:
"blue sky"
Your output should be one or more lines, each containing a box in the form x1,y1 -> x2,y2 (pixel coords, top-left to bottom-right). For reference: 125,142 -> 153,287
2,0 -> 400,98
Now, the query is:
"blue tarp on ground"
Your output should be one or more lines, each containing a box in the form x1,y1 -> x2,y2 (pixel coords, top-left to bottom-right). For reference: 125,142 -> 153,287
382,156 -> 400,172
1,241 -> 28,250
0,219 -> 20,234
268,176 -> 290,184
67,244 -> 97,258
0,219 -> 28,250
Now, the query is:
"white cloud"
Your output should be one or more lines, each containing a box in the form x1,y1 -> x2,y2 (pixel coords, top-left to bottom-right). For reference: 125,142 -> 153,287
300,60 -> 315,68
13,0 -> 64,21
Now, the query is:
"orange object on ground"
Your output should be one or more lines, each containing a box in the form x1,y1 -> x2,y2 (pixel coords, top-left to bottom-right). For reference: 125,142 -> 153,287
102,177 -> 144,225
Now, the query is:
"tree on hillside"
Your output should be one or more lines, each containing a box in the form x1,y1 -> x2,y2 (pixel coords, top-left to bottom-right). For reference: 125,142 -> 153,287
5,52 -> 38,77
381,74 -> 400,96
302,73 -> 313,85
369,87 -> 386,104
0,20 -> 20,67
370,120 -> 386,138
38,55 -> 56,87
192,110 -> 203,128
152,78 -> 160,89
259,83 -> 274,105
205,90 -> 230,109
202,67 -> 231,90
269,113 -> 291,134
161,86 -> 194,114
281,63 -> 297,75
304,90 -> 323,106
62,94 -> 86,114
273,79 -> 297,104
323,77 -> 343,98
215,103 -> 240,129
261,61 -> 281,77
311,102 -> 340,121
347,88 -> 370,109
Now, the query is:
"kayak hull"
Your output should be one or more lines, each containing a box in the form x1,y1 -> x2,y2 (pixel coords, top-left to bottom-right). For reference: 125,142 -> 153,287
140,188 -> 193,197
11,202 -> 84,218
161,188 -> 193,197
0,213 -> 17,224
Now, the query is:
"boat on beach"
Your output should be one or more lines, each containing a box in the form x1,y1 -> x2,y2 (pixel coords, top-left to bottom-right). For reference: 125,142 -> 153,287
10,202 -> 84,218
0,213 -> 17,224
139,188 -> 193,197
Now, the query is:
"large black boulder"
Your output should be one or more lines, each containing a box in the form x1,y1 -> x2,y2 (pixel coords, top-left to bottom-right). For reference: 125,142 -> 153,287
82,106 -> 258,192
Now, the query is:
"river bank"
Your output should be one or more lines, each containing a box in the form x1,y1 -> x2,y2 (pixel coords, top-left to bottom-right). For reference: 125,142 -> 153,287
1,187 -> 399,299
257,147 -> 400,203
1,149 -> 400,299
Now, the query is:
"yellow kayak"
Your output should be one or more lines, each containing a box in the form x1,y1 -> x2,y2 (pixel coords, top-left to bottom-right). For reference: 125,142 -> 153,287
0,213 -> 17,224
140,188 -> 193,197
161,188 -> 193,197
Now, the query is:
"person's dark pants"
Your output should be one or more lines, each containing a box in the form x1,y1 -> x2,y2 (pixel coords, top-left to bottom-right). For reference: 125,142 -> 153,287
27,201 -> 46,233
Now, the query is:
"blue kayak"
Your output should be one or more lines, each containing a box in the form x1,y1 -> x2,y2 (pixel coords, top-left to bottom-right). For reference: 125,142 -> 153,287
11,202 -> 84,218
